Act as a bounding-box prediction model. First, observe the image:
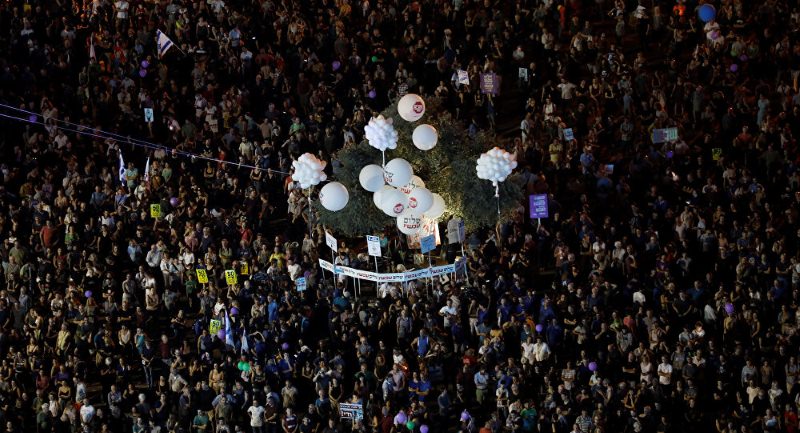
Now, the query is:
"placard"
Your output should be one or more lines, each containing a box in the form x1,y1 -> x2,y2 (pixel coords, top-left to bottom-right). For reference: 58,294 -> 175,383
209,319 -> 222,335
144,108 -> 154,123
563,128 -> 574,141
407,217 -> 441,249
456,70 -> 469,85
296,277 -> 307,292
240,261 -> 249,275
196,268 -> 209,284
652,127 -> 679,144
529,194 -> 549,219
339,402 -> 363,421
325,232 -> 338,252
518,68 -> 528,80
712,148 -> 722,161
150,204 -> 161,218
366,235 -> 381,257
224,270 -> 238,286
480,72 -> 500,95
447,218 -> 465,244
420,235 -> 436,254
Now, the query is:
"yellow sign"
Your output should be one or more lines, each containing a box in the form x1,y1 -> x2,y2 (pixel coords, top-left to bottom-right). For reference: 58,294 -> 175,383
712,148 -> 722,161
150,204 -> 162,218
240,262 -> 249,275
209,319 -> 222,335
224,269 -> 238,286
196,268 -> 209,284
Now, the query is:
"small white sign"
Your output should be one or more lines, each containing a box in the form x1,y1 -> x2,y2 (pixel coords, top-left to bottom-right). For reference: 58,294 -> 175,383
366,235 -> 381,257
296,277 -> 307,292
144,107 -> 154,123
325,232 -> 338,252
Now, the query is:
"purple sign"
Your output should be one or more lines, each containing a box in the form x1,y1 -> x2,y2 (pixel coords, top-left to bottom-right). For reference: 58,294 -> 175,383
529,194 -> 549,219
479,73 -> 500,95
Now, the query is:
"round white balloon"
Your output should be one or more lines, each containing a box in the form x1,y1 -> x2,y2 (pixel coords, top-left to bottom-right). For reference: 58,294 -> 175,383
380,188 -> 408,217
359,164 -> 385,192
412,124 -> 438,151
319,182 -> 349,212
425,193 -> 446,219
399,176 -> 425,195
397,213 -> 422,235
407,187 -> 433,214
397,94 -> 425,122
383,158 -> 413,187
373,185 -> 393,209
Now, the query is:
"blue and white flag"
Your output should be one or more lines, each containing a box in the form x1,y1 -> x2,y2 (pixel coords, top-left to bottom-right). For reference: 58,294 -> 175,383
240,327 -> 249,354
143,157 -> 150,183
156,30 -> 175,58
224,311 -> 234,348
118,152 -> 126,185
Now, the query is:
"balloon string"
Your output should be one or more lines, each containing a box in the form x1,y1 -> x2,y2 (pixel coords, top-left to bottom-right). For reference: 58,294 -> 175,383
495,182 -> 500,215
382,151 -> 386,168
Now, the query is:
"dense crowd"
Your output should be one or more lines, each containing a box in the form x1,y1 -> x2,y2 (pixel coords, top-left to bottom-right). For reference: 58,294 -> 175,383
1,0 -> 800,433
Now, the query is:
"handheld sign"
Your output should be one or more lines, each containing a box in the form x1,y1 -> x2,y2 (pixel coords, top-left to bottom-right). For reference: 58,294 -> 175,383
209,319 -> 222,335
196,268 -> 209,284
144,108 -> 154,123
240,261 -> 249,275
296,277 -> 307,292
325,232 -> 338,252
563,128 -> 574,141
224,270 -> 238,286
366,235 -> 381,257
420,235 -> 436,254
529,194 -> 549,219
712,148 -> 722,161
150,204 -> 162,218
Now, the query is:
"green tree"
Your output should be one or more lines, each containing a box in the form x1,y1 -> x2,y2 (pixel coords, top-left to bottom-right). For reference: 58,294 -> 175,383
316,98 -> 523,237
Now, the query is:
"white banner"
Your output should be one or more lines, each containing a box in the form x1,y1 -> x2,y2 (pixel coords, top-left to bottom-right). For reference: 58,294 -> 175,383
318,258 -> 466,283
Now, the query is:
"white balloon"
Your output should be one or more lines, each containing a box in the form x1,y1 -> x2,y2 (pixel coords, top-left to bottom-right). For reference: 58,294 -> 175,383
475,147 -> 516,183
319,182 -> 349,212
383,158 -> 413,187
364,115 -> 398,151
373,185 -> 393,209
397,94 -> 425,122
407,187 -> 433,214
397,213 -> 422,235
380,188 -> 409,217
359,164 -> 385,192
399,176 -> 425,195
425,193 -> 446,220
291,153 -> 327,189
412,124 -> 438,151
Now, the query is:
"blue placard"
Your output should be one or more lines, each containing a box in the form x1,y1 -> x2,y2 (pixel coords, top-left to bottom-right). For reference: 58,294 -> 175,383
420,235 -> 436,254
296,277 -> 306,292
563,128 -> 574,141
529,194 -> 549,219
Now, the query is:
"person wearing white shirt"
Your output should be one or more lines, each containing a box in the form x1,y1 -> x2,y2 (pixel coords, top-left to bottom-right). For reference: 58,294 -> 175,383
146,244 -> 162,269
657,355 -> 673,386
247,400 -> 266,431
439,300 -> 457,328
79,399 -> 95,424
532,338 -> 551,362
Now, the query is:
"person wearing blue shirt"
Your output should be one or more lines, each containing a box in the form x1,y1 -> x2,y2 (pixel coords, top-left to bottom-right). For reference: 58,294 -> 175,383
413,329 -> 430,358
416,373 -> 432,402
267,296 -> 279,323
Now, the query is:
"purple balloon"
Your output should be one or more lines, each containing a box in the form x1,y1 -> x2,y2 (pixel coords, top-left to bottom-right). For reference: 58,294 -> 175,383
724,303 -> 735,315
730,64 -> 738,72
217,329 -> 226,339
395,412 -> 407,424
28,114 -> 37,123
230,307 -> 239,316
85,290 -> 92,298
139,69 -> 147,78
535,324 -> 543,333
332,60 -> 341,71
170,197 -> 179,207
588,361 -> 597,372
141,60 -> 149,69
460,410 -> 471,421
367,90 -> 377,99
666,151 -> 674,159
281,342 -> 289,351
739,54 -> 748,62
420,426 -> 429,433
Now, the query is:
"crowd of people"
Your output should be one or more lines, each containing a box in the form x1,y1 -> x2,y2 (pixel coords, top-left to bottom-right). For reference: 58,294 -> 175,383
0,0 -> 800,433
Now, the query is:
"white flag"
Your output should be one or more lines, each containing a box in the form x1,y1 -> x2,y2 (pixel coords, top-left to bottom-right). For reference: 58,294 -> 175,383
156,30 -> 176,58
143,157 -> 150,183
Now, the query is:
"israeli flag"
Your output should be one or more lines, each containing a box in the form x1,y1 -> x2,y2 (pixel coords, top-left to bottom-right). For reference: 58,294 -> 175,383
241,327 -> 249,354
118,152 -> 126,185
224,311 -> 234,348
156,30 -> 175,58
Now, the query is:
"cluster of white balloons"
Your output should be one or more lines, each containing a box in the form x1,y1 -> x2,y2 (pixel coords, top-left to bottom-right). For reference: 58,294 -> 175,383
358,160 -> 446,235
291,153 -> 327,189
476,147 -> 517,185
364,115 -> 398,152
